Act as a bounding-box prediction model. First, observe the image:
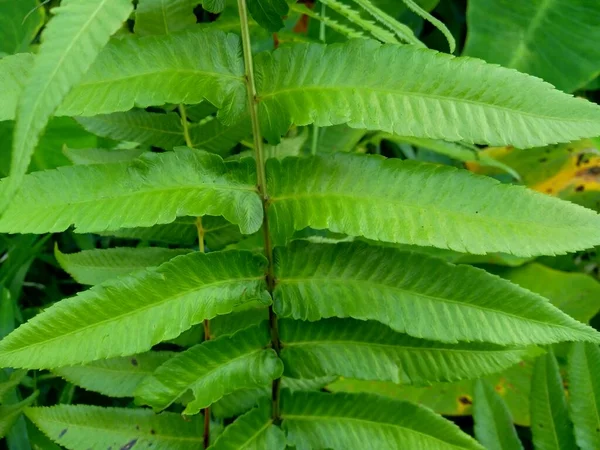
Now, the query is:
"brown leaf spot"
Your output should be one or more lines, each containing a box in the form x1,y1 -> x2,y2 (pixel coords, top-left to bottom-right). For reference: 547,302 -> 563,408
576,185 -> 585,192
131,358 -> 138,366
458,395 -> 472,405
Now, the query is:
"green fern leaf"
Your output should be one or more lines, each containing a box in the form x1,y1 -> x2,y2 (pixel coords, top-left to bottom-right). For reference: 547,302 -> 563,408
0,54 -> 34,122
0,251 -> 268,369
62,146 -> 145,165
25,405 -> 204,449
568,343 -> 600,450
281,390 -> 483,450
55,246 -> 191,285
267,154 -> 600,256
473,379 -> 523,450
99,217 -> 199,245
135,325 -> 283,414
247,0 -> 289,32
203,0 -> 226,13
0,392 -> 38,439
254,39 -> 600,147
279,318 -> 541,384
289,3 -> 364,40
0,370 -> 26,402
464,0 -> 600,93
54,351 -> 174,398
134,0 -> 196,36
274,242 -> 600,345
530,349 -> 577,450
0,149 -> 263,235
2,0 -> 133,215
398,0 -> 455,52
188,116 -> 251,155
209,403 -> 286,450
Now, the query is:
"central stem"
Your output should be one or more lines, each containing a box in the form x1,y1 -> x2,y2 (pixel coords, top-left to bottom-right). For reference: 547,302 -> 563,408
236,0 -> 281,422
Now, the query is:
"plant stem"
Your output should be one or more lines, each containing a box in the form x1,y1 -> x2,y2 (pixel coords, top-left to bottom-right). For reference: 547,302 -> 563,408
183,106 -> 211,447
236,0 -> 281,422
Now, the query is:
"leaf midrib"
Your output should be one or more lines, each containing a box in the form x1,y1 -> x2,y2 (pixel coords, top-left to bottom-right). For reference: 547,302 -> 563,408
0,275 -> 264,356
257,84 -> 595,124
276,277 -> 585,340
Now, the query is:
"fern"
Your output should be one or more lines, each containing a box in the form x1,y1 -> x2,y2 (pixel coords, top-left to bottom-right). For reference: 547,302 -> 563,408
0,54 -> 34,122
62,146 -> 145,165
0,251 -> 268,368
255,39 -> 600,147
135,325 -> 283,414
134,0 -> 197,36
266,154 -> 600,255
0,149 -> 263,235
279,318 -> 541,384
1,0 -> 133,214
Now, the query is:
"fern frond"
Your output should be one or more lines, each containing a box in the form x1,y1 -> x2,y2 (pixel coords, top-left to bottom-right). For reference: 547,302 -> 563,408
0,251 -> 268,369
266,154 -> 600,256
273,242 -> 600,345
349,0 -> 424,46
99,217 -> 199,245
530,349 -> 577,449
281,391 -> 483,450
25,405 -> 204,449
254,39 -> 600,147
289,3 -> 364,40
1,0 -> 133,214
568,343 -> 600,450
0,149 -> 263,235
54,352 -> 174,398
399,0 -> 455,52
55,246 -> 191,285
279,318 -> 542,384
134,0 -> 197,36
209,403 -> 286,450
63,146 -> 145,165
135,325 -> 283,414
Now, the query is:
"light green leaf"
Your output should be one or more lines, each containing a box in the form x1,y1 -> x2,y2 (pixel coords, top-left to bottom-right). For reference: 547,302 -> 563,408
55,245 -> 192,285
135,325 -> 283,414
280,318 -> 542,384
135,0 -> 196,36
54,351 -> 174,398
530,349 -> 577,450
0,250 -> 268,369
274,242 -> 600,345
473,379 -> 523,450
203,0 -> 226,13
0,392 -> 38,439
266,153 -> 600,256
2,0 -> 133,215
62,146 -> 145,165
0,29 -> 247,123
0,0 -> 44,54
247,0 -> 289,32
281,391 -> 483,450
0,149 -> 263,235
0,54 -> 35,122
568,343 -> 600,450
255,39 -> 600,147
209,404 -> 286,450
464,0 -> 600,93
25,404 -> 204,449
492,263 -> 600,323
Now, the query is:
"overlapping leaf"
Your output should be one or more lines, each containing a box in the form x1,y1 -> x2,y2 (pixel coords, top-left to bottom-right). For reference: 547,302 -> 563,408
135,325 -> 282,414
281,391 -> 483,450
25,405 -> 204,449
0,149 -> 263,235
54,351 -> 174,398
0,392 -> 38,439
254,39 -> 600,147
0,0 -> 45,55
2,0 -> 133,215
266,153 -> 600,256
0,251 -> 268,368
63,146 -> 145,165
473,379 -> 523,450
209,404 -> 286,450
530,349 -> 577,450
55,246 -> 191,285
464,0 -> 600,93
568,343 -> 600,450
134,0 -> 197,36
274,242 -> 600,345
279,318 -> 541,384
0,54 -> 34,122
